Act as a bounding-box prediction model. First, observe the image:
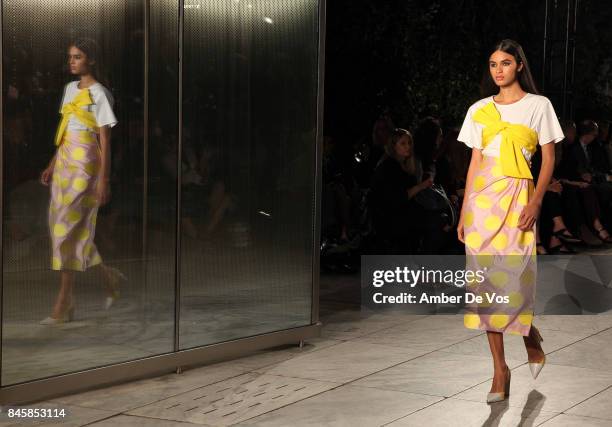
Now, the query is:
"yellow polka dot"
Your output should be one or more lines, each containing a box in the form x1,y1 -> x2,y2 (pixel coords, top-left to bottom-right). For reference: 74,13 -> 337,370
66,210 -> 82,223
92,215 -> 97,226
68,259 -> 82,270
77,228 -> 90,241
520,269 -> 536,286
53,223 -> 67,237
72,177 -> 88,192
489,271 -> 509,288
72,147 -> 86,161
52,257 -> 62,269
464,211 -> 474,227
52,172 -> 60,182
473,176 -> 486,191
465,232 -> 483,249
519,231 -> 535,246
91,253 -> 102,264
485,215 -> 502,231
476,254 -> 494,268
519,312 -> 534,325
506,211 -> 521,227
492,179 -> 508,192
479,291 -> 492,307
499,195 -> 513,211
505,252 -> 523,268
60,177 -> 70,189
56,162 -> 64,171
55,192 -> 63,205
490,313 -> 510,328
491,165 -> 502,177
492,233 -> 508,250
475,195 -> 492,209
62,193 -> 75,206
464,314 -> 480,329
518,189 -> 528,206
84,243 -> 93,256
509,292 -> 524,308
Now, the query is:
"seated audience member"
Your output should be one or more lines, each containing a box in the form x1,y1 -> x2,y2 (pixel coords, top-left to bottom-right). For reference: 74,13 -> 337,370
564,120 -> 612,231
369,128 -> 431,253
554,120 -> 612,244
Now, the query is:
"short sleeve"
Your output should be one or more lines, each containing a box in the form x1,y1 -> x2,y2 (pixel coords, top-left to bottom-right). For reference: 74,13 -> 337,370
537,98 -> 564,145
457,105 -> 483,150
92,86 -> 118,128
58,83 -> 71,113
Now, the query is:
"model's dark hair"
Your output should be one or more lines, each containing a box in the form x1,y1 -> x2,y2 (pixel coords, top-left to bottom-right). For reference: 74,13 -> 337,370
69,37 -> 99,74
68,37 -> 110,88
480,39 -> 539,98
577,119 -> 599,137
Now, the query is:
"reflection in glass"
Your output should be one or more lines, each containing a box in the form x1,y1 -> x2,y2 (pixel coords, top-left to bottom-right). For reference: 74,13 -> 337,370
1,0 -> 175,385
179,0 -> 319,348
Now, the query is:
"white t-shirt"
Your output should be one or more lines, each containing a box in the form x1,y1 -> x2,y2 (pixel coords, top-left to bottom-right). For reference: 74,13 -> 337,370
457,93 -> 564,161
59,81 -> 118,131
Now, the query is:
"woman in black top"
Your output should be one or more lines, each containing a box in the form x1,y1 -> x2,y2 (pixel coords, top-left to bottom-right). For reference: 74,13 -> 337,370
369,128 -> 433,252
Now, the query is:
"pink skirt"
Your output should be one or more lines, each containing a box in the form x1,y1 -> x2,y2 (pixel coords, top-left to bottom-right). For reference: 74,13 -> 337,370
463,155 -> 536,336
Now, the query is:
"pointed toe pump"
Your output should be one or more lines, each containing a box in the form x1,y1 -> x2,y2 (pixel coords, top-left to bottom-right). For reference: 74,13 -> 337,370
40,304 -> 75,325
529,326 -> 546,379
487,367 -> 511,404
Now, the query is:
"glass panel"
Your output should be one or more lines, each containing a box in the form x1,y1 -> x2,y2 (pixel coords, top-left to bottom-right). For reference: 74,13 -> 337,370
179,0 -> 319,349
1,0 -> 177,385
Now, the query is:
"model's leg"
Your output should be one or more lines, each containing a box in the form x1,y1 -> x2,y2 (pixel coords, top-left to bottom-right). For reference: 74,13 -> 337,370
523,325 -> 545,363
51,271 -> 74,318
487,331 -> 509,393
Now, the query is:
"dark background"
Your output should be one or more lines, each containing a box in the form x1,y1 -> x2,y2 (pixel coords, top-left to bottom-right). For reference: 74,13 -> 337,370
323,0 -> 612,143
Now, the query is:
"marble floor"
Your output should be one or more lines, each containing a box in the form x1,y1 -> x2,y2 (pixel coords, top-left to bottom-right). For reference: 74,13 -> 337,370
3,287 -> 612,426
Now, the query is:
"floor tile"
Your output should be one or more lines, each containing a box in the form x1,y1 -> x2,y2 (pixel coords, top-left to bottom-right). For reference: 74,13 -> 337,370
51,364 -> 245,413
235,385 -> 441,426
126,372 -> 337,426
454,364 -> 612,413
565,385 -> 612,420
539,414 -> 612,426
353,351 -> 524,397
546,328 -> 612,372
254,341 -> 425,383
385,396 -> 559,427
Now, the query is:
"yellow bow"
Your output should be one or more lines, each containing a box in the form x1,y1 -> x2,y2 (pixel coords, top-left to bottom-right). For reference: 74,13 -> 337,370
54,89 -> 99,146
473,102 -> 538,179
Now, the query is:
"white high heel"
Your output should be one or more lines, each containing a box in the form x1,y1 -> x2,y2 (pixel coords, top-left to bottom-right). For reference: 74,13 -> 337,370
529,326 -> 546,379
487,367 -> 511,403
40,304 -> 75,325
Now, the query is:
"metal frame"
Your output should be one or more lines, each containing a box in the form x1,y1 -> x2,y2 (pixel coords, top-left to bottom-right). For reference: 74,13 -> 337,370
311,0 -> 326,325
542,0 -> 578,119
174,0 -> 184,354
0,0 -> 324,406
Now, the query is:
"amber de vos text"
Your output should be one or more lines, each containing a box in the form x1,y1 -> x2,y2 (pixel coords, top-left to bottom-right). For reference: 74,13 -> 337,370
370,267 -> 510,304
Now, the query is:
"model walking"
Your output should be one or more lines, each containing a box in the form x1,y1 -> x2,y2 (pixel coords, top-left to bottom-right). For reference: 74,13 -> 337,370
457,39 -> 564,403
40,38 -> 125,324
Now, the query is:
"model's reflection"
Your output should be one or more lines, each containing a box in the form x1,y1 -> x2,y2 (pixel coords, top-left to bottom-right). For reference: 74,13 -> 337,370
39,38 -> 126,325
